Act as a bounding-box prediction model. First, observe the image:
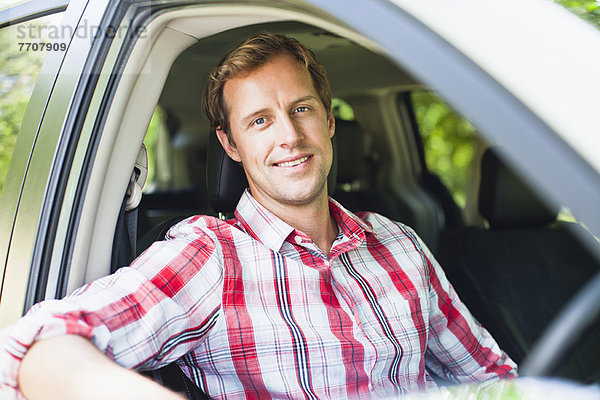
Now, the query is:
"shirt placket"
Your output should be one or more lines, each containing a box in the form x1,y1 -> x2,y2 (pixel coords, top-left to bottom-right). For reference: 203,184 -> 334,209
288,230 -> 328,261
329,256 -> 380,394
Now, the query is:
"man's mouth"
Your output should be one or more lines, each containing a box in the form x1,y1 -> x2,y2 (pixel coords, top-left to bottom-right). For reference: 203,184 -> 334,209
275,155 -> 310,167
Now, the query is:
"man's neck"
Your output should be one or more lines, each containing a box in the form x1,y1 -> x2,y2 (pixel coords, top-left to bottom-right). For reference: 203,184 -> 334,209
254,191 -> 338,257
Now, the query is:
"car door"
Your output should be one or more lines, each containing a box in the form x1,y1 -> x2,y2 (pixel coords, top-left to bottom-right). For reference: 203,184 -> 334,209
0,0 -> 69,327
0,0 -> 136,327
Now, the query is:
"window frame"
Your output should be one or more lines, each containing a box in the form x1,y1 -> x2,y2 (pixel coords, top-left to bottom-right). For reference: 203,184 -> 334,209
0,2 -> 71,327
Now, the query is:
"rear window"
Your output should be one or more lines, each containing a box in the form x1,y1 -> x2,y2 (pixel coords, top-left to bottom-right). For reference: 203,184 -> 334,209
410,90 -> 480,209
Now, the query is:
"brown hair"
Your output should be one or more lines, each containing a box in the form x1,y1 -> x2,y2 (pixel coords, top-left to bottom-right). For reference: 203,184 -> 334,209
202,32 -> 332,144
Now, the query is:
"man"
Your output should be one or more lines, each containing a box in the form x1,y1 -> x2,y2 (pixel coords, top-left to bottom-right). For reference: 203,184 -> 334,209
1,33 -> 516,399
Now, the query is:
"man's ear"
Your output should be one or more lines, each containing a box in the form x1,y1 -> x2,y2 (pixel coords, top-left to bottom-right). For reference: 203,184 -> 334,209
328,114 -> 335,139
216,128 -> 242,162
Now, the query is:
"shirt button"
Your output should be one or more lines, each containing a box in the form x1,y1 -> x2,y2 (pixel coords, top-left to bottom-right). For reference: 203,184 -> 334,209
295,236 -> 302,244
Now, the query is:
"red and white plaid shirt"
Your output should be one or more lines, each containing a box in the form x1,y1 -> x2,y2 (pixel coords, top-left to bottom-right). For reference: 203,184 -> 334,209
0,190 -> 516,399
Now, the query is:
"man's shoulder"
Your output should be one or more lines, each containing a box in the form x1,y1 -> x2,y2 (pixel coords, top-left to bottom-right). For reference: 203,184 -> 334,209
352,210 -> 422,243
165,214 -> 244,241
330,198 -> 407,234
353,210 -> 405,230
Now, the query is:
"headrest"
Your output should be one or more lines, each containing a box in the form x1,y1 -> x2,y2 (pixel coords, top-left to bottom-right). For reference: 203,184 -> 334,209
206,131 -> 338,214
335,120 -> 365,185
479,148 -> 557,228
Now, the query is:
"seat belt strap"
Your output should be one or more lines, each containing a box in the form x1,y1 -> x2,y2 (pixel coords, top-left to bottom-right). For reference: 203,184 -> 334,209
125,207 -> 138,258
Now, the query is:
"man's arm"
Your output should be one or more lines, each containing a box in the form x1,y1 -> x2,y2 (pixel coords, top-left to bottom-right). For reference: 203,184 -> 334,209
0,219 -> 224,398
19,335 -> 185,400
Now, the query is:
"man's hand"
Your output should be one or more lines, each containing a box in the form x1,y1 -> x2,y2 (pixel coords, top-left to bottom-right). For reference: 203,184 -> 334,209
18,335 -> 187,400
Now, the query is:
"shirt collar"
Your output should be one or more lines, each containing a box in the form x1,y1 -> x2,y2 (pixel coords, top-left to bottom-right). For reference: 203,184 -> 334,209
328,196 -> 375,240
234,189 -> 375,253
234,190 -> 295,252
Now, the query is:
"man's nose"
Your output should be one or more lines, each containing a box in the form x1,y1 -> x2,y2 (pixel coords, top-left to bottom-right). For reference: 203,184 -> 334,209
278,115 -> 303,147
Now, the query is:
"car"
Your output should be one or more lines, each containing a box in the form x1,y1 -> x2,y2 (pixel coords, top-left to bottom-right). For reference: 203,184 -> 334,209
0,0 -> 599,398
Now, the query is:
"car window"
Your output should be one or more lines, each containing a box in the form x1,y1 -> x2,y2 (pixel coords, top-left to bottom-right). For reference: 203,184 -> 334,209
332,97 -> 355,121
410,90 -> 483,218
0,14 -> 63,200
142,105 -> 201,194
143,107 -> 164,194
411,90 -> 600,238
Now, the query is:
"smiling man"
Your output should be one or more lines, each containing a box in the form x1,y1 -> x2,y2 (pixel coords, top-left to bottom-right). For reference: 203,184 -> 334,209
214,51 -> 337,256
1,33 -> 516,399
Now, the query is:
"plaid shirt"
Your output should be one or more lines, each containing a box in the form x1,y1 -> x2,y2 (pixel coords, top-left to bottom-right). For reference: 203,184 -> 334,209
0,190 -> 516,399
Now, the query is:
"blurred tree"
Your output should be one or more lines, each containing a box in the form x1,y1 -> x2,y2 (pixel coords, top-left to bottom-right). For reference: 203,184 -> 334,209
0,21 -> 48,199
143,107 -> 163,191
413,1 -> 600,209
332,98 -> 355,121
411,91 -> 477,208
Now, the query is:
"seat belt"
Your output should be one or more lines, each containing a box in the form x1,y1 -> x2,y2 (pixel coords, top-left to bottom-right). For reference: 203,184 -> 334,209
110,145 -> 148,272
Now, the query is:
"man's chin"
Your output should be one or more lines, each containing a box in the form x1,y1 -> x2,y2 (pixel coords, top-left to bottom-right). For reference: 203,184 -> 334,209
248,173 -> 329,207
264,186 -> 327,207
277,191 -> 322,205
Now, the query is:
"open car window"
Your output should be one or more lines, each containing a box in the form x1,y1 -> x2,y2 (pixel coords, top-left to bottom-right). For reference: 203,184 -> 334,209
0,13 -> 64,200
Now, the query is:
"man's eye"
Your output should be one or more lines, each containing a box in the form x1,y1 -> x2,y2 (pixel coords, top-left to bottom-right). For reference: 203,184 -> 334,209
295,106 -> 308,113
254,117 -> 266,126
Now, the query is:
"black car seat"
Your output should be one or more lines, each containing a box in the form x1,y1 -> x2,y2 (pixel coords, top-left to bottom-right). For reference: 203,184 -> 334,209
438,148 -> 600,382
333,119 -> 464,254
420,170 -> 464,238
333,119 -> 403,221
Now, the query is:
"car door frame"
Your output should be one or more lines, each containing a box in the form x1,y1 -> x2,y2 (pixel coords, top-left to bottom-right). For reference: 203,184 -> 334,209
0,0 -> 131,327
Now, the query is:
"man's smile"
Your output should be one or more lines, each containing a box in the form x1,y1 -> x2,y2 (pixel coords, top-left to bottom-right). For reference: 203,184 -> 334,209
274,155 -> 312,168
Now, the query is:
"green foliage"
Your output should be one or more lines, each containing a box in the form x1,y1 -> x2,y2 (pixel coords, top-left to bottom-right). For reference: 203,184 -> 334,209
411,91 -> 477,208
143,107 -> 163,190
412,1 -> 600,210
0,22 -> 48,200
332,98 -> 355,121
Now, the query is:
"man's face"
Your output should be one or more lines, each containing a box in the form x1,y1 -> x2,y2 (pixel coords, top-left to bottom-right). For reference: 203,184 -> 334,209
217,54 -> 335,210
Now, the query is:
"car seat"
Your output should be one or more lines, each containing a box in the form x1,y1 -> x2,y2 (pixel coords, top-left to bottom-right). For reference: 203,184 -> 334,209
333,119 -> 403,220
437,148 -> 600,382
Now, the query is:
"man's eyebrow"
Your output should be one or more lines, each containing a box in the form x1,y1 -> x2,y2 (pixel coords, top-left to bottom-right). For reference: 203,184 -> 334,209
292,95 -> 319,105
241,108 -> 269,127
240,96 -> 320,126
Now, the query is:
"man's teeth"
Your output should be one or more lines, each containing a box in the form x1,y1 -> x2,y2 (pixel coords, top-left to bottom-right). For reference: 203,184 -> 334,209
278,156 -> 309,167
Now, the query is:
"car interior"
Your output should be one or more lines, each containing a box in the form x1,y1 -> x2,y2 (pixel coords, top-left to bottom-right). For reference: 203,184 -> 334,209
58,4 -> 598,397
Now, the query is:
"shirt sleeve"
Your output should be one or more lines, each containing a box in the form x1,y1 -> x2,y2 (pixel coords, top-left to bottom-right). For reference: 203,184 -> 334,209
411,230 -> 518,383
0,216 -> 224,399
